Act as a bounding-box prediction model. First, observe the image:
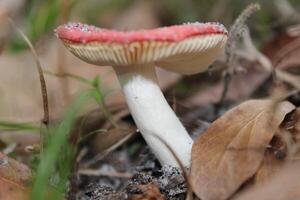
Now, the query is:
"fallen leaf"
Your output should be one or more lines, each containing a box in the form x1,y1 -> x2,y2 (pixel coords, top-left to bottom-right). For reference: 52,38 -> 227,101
244,107 -> 300,193
127,183 -> 166,200
280,107 -> 300,142
253,135 -> 287,185
262,30 -> 300,70
234,161 -> 300,200
261,32 -> 294,62
191,99 -> 295,200
0,152 -> 31,200
183,67 -> 268,107
253,108 -> 300,184
0,179 -> 29,200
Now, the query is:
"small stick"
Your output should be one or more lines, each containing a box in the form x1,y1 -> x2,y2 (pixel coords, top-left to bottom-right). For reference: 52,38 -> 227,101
81,131 -> 135,168
218,3 -> 261,105
218,71 -> 231,104
78,169 -> 132,179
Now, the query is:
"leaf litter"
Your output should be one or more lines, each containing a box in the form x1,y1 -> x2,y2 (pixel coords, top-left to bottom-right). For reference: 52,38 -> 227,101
1,1 -> 300,200
0,152 -> 31,200
191,99 -> 295,200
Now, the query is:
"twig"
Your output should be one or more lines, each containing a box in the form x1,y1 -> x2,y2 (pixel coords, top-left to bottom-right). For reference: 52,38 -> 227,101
81,131 -> 135,169
78,169 -> 132,178
2,143 -> 17,155
8,18 -> 49,126
76,147 -> 88,163
218,71 -> 231,105
218,3 -> 261,104
102,108 -> 129,129
225,3 -> 260,70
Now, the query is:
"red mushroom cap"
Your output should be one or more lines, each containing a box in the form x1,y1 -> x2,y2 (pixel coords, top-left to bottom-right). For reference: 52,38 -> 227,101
56,22 -> 228,74
55,22 -> 227,44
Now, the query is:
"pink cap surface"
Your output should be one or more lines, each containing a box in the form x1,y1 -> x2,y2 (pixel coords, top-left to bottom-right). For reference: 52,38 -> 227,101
55,22 -> 227,43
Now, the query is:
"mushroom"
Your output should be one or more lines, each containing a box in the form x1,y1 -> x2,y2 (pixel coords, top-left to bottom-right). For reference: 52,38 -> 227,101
55,22 -> 228,167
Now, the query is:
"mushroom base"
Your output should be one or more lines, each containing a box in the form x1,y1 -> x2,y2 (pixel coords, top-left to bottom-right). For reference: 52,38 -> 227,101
115,64 -> 193,167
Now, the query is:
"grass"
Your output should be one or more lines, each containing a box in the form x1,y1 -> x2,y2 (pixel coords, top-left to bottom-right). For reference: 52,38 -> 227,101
3,17 -> 114,198
0,121 -> 40,131
0,84 -> 111,200
30,90 -> 95,200
0,90 -> 94,199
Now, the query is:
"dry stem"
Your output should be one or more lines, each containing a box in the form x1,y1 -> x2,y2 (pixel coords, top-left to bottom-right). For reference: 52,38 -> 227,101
7,18 -> 49,126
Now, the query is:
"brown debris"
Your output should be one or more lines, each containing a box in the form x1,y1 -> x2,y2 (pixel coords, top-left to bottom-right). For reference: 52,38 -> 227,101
0,152 -> 31,200
83,184 -> 125,200
191,99 -> 295,200
127,183 -> 166,200
234,161 -> 300,200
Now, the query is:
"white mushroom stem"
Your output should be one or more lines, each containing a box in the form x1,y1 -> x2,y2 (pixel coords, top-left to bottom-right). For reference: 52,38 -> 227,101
114,64 -> 193,167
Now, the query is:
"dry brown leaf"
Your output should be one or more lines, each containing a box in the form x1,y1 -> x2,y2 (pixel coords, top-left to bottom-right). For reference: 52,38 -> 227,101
183,67 -> 268,107
127,183 -> 166,200
280,107 -> 300,142
191,99 -> 295,200
233,161 -> 300,200
0,152 -> 31,200
0,179 -> 29,200
248,107 -> 300,191
253,136 -> 286,185
253,109 -> 298,183
235,107 -> 300,199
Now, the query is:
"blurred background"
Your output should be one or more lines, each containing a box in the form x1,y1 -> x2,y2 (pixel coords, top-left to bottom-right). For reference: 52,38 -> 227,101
0,0 -> 299,123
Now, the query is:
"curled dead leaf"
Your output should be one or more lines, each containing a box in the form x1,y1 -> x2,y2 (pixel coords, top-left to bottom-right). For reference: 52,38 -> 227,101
191,99 -> 295,200
280,107 -> 300,142
253,108 -> 299,184
241,107 -> 300,196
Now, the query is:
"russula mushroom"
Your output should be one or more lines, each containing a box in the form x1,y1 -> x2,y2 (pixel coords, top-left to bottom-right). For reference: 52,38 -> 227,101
55,22 -> 228,167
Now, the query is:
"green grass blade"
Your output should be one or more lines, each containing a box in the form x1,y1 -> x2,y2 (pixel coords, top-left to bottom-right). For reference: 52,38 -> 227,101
30,90 -> 93,200
0,121 -> 40,131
